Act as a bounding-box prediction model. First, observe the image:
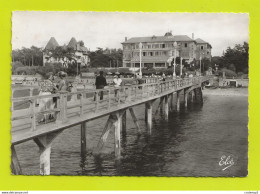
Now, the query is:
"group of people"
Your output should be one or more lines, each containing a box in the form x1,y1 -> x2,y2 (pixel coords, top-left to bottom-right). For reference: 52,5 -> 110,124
37,72 -> 72,123
94,71 -> 122,101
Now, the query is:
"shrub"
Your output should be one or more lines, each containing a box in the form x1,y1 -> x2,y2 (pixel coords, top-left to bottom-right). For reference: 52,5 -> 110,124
15,66 -> 36,75
12,61 -> 24,74
220,68 -> 237,78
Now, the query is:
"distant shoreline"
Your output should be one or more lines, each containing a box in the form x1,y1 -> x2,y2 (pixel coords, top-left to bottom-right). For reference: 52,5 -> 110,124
203,88 -> 248,97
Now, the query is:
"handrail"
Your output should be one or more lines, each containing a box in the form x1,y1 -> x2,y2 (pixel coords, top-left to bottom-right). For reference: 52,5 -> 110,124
11,76 -> 211,133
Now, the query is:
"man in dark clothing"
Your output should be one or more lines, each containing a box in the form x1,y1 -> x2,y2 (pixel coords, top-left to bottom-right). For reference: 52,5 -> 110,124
94,71 -> 107,100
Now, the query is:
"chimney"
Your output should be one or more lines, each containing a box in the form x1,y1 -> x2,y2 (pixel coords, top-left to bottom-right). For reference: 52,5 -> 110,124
192,33 -> 194,40
125,37 -> 127,41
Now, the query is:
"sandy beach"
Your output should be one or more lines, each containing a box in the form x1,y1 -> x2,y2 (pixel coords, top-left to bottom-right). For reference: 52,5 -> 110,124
203,88 -> 248,97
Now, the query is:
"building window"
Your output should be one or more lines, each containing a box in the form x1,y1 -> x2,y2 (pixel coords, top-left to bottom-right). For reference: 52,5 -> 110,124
143,52 -> 146,56
162,44 -> 165,48
207,51 -> 209,55
185,43 -> 188,48
150,52 -> 153,56
201,46 -> 204,50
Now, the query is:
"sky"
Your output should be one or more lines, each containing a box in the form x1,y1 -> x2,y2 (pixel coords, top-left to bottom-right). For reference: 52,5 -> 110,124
12,12 -> 249,56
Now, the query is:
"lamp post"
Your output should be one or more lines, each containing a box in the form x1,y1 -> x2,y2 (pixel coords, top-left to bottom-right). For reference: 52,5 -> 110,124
173,41 -> 177,77
139,42 -> 143,77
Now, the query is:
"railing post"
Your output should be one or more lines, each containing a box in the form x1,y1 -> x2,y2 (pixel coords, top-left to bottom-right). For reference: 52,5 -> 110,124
80,93 -> 83,116
56,92 -> 67,123
30,99 -> 36,131
108,89 -> 111,109
118,89 -> 121,105
127,86 -> 132,102
95,91 -> 99,112
30,88 -> 33,97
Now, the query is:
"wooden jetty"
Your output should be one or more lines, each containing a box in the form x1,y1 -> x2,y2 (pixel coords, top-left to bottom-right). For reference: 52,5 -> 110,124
11,76 -> 211,175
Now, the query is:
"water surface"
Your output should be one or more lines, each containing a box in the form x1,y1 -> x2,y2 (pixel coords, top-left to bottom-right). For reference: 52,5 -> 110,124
15,90 -> 248,176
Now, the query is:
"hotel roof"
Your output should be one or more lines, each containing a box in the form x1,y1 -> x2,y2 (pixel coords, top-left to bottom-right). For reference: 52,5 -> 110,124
195,38 -> 208,44
122,35 -> 195,44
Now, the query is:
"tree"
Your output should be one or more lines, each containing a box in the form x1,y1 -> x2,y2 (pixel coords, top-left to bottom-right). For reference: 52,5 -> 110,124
78,40 -> 84,47
87,48 -> 123,68
11,61 -> 24,74
12,46 -> 43,66
201,58 -> 211,72
222,42 -> 248,73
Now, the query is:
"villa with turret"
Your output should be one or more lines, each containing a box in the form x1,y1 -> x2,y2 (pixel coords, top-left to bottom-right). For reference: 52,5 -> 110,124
121,32 -> 212,68
43,37 -> 89,67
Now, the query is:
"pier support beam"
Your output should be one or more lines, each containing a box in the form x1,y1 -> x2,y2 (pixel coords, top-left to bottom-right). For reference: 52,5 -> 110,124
164,95 -> 169,120
169,93 -> 173,112
33,131 -> 62,175
199,87 -> 204,104
194,87 -> 203,104
176,91 -> 181,111
81,122 -> 87,156
154,97 -> 163,116
171,92 -> 175,111
96,111 -> 125,159
145,101 -> 153,134
129,107 -> 141,133
184,89 -> 188,108
113,113 -> 122,159
122,110 -> 127,134
97,115 -> 114,151
191,90 -> 194,103
11,145 -> 22,175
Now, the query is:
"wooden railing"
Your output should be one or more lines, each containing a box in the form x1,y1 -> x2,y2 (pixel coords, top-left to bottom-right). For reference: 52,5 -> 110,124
11,76 -> 210,134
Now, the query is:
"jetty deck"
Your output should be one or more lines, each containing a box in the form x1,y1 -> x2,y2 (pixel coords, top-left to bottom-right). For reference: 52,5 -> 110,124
11,76 -> 211,175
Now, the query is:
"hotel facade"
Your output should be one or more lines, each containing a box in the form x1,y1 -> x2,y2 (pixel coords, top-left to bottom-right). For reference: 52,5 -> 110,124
121,32 -> 212,68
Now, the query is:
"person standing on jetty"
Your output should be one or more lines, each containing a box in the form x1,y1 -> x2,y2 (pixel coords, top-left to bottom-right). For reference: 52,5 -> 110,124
113,75 -> 122,98
95,71 -> 107,100
58,73 -> 67,92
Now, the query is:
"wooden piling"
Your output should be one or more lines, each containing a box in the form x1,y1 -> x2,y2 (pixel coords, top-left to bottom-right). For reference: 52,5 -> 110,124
33,131 -> 62,175
154,97 -> 163,115
11,145 -> 22,175
164,95 -> 169,120
145,103 -> 147,123
122,110 -> 127,133
129,107 -> 141,133
171,92 -> 175,111
114,113 -> 122,159
191,90 -> 194,103
96,115 -> 113,151
176,91 -> 180,111
34,136 -> 51,175
184,89 -> 188,108
200,87 -> 203,104
146,101 -> 153,134
81,122 -> 87,155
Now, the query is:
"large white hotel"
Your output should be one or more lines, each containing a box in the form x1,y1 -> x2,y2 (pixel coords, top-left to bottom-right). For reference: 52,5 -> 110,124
121,32 -> 212,68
